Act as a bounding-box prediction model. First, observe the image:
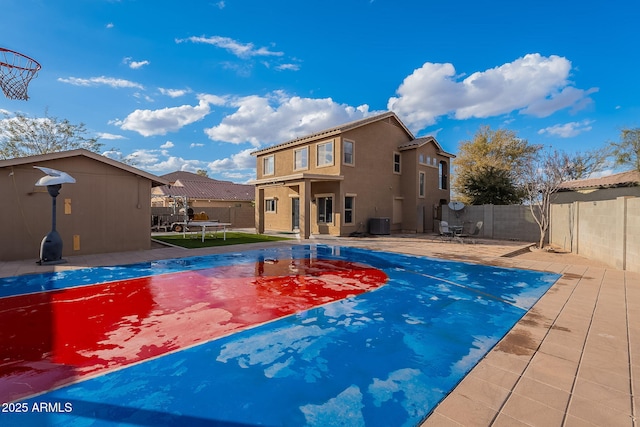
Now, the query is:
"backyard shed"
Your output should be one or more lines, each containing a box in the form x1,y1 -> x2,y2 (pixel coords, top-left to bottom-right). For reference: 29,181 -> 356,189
0,149 -> 167,261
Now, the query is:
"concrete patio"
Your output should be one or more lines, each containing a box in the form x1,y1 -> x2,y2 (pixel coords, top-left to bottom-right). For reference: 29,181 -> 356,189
1,234 -> 637,426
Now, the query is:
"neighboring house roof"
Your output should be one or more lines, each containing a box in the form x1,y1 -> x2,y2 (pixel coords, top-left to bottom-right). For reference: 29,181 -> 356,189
160,170 -> 213,183
154,172 -> 254,201
0,148 -> 167,186
398,136 -> 456,158
251,111 -> 413,156
558,170 -> 640,191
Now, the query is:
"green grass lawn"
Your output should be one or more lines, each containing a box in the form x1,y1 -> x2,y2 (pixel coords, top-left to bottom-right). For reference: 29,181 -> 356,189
153,232 -> 291,249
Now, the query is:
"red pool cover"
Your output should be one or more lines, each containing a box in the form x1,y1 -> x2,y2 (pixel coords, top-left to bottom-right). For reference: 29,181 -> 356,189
0,259 -> 387,403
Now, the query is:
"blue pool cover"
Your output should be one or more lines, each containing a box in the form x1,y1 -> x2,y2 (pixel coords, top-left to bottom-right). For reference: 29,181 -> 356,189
1,244 -> 560,426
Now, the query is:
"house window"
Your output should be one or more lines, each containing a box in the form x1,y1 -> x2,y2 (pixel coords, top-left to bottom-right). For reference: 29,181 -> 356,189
317,196 -> 333,223
265,198 -> 277,212
343,140 -> 354,165
294,147 -> 308,170
419,154 -> 425,164
344,196 -> 355,224
419,172 -> 425,197
317,141 -> 334,167
393,152 -> 401,174
439,161 -> 448,190
263,155 -> 274,176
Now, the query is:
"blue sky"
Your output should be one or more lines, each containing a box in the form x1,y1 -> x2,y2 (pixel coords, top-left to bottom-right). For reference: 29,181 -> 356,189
1,0 -> 638,183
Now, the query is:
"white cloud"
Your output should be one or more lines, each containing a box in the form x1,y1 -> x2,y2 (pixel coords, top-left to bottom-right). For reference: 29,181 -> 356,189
190,143 -> 205,148
133,92 -> 154,102
58,76 -> 144,89
115,98 -> 211,136
127,148 -> 205,173
106,23 -> 114,29
215,1 -> 225,9
129,60 -> 150,69
276,63 -> 301,71
176,35 -> 283,58
221,171 -> 253,181
160,141 -> 174,149
97,132 -> 126,140
538,120 -> 594,138
388,53 -> 598,132
101,149 -> 137,164
198,94 -> 228,106
207,148 -> 255,172
159,88 -> 191,98
204,91 -> 374,146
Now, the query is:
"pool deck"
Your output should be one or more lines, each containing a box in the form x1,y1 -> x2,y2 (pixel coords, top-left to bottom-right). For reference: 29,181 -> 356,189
2,234 -> 638,426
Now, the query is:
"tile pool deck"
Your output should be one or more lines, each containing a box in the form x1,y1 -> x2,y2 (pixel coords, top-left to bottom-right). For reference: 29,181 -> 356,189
1,235 -> 638,426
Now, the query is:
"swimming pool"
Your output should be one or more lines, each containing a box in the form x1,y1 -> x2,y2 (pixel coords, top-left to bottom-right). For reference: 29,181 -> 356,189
0,244 -> 560,426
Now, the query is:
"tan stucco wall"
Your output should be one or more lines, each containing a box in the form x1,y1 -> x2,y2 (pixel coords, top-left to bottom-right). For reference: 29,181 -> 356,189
398,148 -> 449,233
1,157 -> 152,261
254,119 -> 452,236
256,137 -> 341,180
261,185 -> 298,232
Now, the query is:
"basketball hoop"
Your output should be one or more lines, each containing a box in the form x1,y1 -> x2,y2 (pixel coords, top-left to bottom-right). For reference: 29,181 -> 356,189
0,47 -> 41,101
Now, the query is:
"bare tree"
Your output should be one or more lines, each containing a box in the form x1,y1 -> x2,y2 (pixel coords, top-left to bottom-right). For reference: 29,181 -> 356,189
608,127 -> 640,172
522,151 -> 570,249
0,110 -> 102,159
564,149 -> 608,180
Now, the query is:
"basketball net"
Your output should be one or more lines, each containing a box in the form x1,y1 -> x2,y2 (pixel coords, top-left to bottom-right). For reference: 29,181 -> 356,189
0,48 -> 41,101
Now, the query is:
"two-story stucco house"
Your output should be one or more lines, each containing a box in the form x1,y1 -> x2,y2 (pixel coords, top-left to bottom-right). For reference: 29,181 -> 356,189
251,112 -> 454,238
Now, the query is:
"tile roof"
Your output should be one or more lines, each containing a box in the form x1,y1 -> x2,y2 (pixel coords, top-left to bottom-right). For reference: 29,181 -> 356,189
251,111 -> 413,156
155,172 -> 254,201
558,170 -> 640,190
397,136 -> 456,158
161,170 -> 214,183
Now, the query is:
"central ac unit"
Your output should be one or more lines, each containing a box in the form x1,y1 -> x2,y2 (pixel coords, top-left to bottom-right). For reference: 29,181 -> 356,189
369,217 -> 390,235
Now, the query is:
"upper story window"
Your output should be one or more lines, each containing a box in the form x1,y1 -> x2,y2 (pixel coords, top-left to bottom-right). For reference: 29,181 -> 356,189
263,155 -> 274,176
393,152 -> 401,174
294,147 -> 308,170
439,160 -> 448,190
419,172 -> 425,197
343,140 -> 354,165
317,141 -> 334,167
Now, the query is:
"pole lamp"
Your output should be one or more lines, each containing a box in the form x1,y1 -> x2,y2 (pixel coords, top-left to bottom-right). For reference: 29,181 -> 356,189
34,166 -> 76,265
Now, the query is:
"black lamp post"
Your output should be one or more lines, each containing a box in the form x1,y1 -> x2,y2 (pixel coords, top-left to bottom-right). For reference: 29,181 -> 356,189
34,166 -> 76,265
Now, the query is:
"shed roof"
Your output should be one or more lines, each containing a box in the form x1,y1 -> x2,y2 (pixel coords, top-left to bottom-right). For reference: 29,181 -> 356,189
558,170 -> 640,191
0,149 -> 167,186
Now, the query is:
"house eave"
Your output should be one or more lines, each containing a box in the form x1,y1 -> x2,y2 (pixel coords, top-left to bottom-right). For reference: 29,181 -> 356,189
251,173 -> 344,186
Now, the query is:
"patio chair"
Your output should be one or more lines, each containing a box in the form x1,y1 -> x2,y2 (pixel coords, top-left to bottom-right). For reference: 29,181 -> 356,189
438,220 -> 454,242
457,221 -> 483,244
